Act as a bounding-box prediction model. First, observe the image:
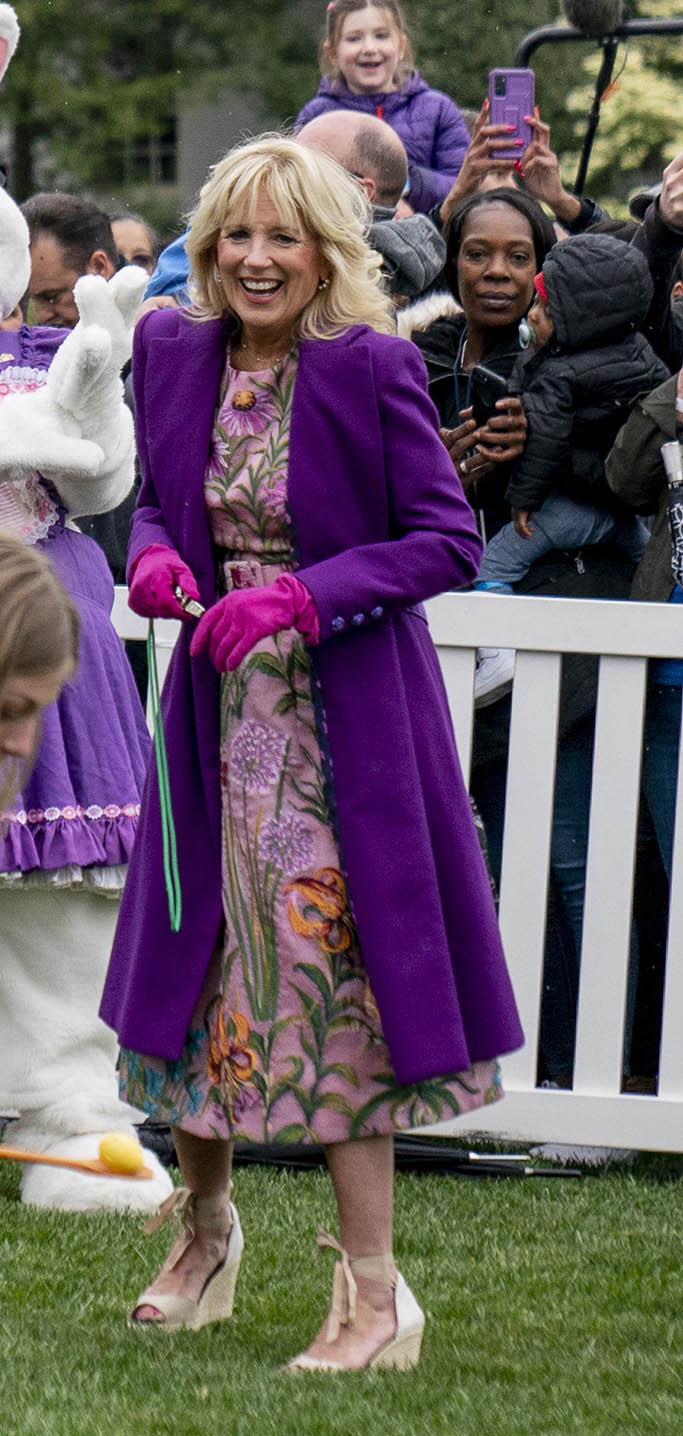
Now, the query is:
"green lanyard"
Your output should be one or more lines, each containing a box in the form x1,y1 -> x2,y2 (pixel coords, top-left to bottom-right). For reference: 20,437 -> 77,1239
146,622 -> 182,932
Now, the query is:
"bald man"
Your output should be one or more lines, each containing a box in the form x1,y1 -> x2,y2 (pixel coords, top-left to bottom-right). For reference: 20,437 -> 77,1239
297,109 -> 408,212
145,110 -> 445,309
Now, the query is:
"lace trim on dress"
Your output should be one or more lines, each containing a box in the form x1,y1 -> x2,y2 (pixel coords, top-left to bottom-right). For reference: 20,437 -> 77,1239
0,365 -> 47,395
0,472 -> 61,545
2,802 -> 141,824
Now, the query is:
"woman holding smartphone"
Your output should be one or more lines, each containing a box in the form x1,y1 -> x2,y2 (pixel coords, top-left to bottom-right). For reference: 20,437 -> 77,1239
411,186 -> 555,538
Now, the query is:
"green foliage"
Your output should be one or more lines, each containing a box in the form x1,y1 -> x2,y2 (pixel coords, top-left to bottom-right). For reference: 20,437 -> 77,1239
565,0 -> 683,203
5,1 -> 682,212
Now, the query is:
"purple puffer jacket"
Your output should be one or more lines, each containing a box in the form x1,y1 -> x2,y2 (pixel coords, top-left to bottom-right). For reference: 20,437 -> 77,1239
295,70 -> 469,213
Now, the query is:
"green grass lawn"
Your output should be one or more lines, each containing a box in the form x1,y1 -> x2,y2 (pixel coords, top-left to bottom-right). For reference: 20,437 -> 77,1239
2,1153 -> 683,1436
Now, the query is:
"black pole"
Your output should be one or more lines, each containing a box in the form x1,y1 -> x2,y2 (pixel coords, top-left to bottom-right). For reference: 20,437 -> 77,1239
573,37 -> 618,197
516,18 -> 683,68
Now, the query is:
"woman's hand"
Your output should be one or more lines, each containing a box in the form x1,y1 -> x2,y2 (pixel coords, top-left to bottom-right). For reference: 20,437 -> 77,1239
128,543 -> 201,620
189,575 -> 319,672
439,101 -> 522,228
474,396 -> 528,465
518,110 -> 581,228
439,408 -> 487,490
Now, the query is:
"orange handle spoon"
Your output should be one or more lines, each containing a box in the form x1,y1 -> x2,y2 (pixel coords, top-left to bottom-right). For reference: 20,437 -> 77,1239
0,1144 -> 153,1179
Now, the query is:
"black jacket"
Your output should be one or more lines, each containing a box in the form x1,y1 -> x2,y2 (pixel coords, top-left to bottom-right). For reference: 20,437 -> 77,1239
412,310 -> 522,535
506,234 -> 670,514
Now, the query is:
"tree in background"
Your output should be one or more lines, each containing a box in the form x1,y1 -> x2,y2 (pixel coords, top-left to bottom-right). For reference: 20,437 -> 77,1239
564,0 -> 683,211
3,1 -> 678,221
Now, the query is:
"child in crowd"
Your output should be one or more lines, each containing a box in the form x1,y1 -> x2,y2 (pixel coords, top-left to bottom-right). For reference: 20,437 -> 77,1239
473,231 -> 670,706
295,0 -> 470,214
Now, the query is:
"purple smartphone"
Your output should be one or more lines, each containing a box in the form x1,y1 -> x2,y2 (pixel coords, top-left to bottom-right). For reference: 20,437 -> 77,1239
488,68 -> 535,160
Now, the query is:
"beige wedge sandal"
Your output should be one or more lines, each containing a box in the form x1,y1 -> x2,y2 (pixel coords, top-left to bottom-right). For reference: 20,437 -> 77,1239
129,1185 -> 243,1332
287,1230 -> 424,1372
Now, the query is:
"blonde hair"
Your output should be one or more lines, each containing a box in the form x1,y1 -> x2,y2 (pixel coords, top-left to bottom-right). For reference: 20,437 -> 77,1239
322,0 -> 414,86
185,133 -> 394,337
0,534 -> 79,807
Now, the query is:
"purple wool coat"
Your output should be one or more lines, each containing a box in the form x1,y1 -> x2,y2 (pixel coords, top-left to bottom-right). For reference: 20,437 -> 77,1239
99,309 -> 523,1084
295,71 -> 470,213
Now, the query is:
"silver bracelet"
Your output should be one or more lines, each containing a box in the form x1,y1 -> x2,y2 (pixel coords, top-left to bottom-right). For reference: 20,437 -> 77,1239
675,397 -> 683,415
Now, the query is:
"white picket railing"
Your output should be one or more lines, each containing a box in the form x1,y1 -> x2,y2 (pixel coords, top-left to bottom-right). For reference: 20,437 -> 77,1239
112,585 -> 683,1152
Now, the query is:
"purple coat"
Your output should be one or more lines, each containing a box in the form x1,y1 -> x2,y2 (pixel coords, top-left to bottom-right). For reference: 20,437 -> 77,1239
100,309 -> 523,1083
295,71 -> 470,213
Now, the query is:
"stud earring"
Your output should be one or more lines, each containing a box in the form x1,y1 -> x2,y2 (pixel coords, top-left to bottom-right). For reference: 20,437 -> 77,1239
317,275 -> 330,291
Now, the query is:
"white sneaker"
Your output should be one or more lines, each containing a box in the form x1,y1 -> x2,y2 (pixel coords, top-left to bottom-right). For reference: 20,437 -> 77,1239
474,647 -> 515,708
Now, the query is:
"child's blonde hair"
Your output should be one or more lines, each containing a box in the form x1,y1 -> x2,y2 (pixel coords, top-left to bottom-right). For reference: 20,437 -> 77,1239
0,534 -> 79,807
185,133 -> 394,338
322,0 -> 414,86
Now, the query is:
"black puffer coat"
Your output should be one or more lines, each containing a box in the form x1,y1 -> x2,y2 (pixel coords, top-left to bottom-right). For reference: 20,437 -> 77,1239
506,233 -> 670,513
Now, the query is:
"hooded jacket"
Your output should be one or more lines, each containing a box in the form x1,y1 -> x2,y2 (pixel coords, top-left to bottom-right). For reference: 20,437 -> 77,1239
507,233 -> 670,514
295,71 -> 470,213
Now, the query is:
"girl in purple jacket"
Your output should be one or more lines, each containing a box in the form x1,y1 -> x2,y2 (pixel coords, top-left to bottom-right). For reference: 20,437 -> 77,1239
295,0 -> 470,214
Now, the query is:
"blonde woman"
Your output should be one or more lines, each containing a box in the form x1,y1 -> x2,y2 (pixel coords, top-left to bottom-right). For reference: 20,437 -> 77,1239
101,135 -> 522,1370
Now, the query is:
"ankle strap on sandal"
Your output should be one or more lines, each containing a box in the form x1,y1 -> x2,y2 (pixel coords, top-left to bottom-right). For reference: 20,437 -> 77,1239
141,1185 -> 232,1239
315,1229 -> 396,1344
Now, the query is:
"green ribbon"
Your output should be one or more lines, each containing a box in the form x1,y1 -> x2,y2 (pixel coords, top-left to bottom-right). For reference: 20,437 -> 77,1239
146,622 -> 182,932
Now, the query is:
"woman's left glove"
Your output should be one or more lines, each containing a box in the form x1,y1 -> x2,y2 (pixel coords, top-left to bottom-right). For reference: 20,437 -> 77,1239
189,573 -> 319,672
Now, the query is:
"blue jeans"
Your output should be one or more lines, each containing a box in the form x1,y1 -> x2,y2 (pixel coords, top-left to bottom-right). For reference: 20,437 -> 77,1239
477,492 -> 648,587
641,682 -> 683,881
472,714 -> 639,1080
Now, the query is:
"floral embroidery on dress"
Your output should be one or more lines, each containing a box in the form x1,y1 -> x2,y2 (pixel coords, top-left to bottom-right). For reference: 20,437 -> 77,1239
204,356 -> 296,553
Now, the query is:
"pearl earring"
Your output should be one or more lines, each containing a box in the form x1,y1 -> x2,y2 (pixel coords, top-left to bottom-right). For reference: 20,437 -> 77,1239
317,275 -> 330,291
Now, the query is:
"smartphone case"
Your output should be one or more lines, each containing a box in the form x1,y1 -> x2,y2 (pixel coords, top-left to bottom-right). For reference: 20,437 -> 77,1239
470,365 -> 508,428
488,68 -> 535,160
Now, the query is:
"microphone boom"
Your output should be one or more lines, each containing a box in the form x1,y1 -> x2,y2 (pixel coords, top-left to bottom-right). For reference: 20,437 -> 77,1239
563,0 -> 624,36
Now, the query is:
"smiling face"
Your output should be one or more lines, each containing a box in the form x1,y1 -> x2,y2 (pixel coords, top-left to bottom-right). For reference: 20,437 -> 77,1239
456,202 -> 537,336
215,194 -> 327,353
331,5 -> 406,95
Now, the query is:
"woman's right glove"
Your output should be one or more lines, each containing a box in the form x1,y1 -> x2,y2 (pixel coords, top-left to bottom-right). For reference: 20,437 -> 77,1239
127,543 -> 201,620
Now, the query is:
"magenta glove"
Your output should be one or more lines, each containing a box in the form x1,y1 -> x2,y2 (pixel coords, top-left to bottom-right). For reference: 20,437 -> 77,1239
189,573 -> 319,671
128,543 -> 201,620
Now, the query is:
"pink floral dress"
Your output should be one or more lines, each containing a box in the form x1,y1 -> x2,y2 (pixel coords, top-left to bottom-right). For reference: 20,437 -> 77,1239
119,352 -> 502,1144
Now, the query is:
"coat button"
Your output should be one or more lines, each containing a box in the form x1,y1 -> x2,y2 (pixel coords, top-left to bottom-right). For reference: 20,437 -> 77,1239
331,616 -> 346,631
370,606 -> 384,619
351,612 -> 365,625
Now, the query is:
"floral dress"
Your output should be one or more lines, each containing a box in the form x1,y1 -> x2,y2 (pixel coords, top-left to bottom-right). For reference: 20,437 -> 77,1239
119,351 -> 502,1144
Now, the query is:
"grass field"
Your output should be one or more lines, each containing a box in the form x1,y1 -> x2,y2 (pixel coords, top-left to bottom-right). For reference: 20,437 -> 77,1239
2,1151 -> 683,1436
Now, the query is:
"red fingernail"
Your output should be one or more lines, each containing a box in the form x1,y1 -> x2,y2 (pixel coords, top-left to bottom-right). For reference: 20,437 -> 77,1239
506,124 -> 516,131
514,160 -> 522,172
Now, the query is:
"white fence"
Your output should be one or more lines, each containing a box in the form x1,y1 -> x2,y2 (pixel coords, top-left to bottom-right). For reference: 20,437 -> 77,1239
113,586 -> 683,1153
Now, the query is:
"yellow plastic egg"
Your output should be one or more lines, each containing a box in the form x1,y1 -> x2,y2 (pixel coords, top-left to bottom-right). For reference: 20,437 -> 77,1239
98,1131 -> 145,1175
